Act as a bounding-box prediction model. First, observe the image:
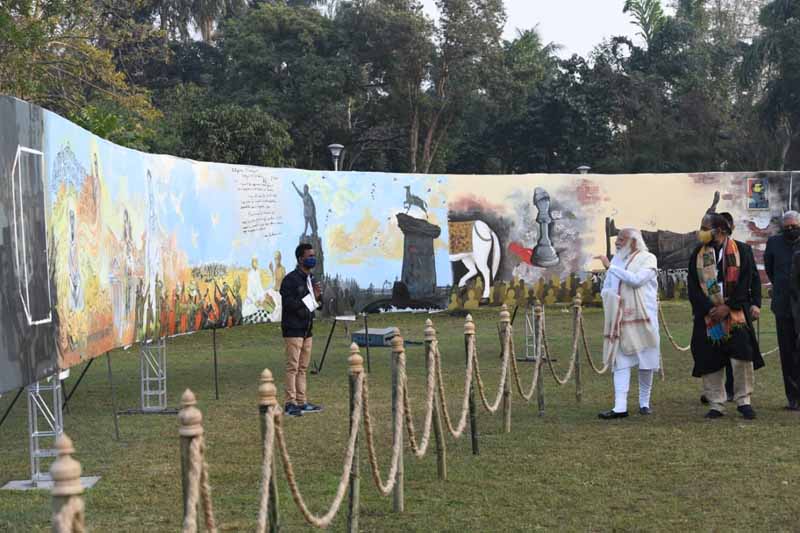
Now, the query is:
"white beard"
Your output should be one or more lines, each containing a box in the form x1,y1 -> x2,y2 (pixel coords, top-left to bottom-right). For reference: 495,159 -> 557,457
614,243 -> 635,263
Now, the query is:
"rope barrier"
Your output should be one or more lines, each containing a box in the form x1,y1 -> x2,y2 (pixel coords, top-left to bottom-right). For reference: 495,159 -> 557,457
433,340 -> 474,439
541,304 -> 580,385
402,347 -> 436,457
362,367 -> 404,497
658,303 -> 691,352
471,332 -> 509,413
256,407 -> 276,533
508,328 -> 543,401
274,372 -> 364,528
659,302 -> 779,357
183,435 -> 217,533
53,497 -> 86,533
578,314 -> 611,375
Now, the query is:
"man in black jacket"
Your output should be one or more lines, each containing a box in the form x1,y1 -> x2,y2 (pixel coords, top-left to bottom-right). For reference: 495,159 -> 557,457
719,212 -> 762,401
765,210 -> 800,411
689,214 -> 763,419
280,243 -> 323,416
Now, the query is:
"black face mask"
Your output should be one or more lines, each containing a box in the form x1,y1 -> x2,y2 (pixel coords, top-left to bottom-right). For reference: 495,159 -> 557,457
784,228 -> 800,242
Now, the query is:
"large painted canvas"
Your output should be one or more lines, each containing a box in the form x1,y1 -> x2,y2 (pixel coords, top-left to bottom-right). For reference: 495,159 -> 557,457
1,95 -> 798,394
0,98 -> 59,393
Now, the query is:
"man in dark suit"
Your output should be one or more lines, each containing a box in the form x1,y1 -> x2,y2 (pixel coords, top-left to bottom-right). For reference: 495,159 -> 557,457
689,214 -> 763,419
765,211 -> 800,411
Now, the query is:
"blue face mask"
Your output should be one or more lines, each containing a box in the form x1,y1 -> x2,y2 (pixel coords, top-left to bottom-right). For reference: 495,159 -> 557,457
302,257 -> 317,269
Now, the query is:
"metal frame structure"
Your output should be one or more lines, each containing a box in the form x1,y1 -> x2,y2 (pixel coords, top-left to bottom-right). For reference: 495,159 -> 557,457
519,304 -> 537,362
140,337 -> 168,411
27,377 -> 63,486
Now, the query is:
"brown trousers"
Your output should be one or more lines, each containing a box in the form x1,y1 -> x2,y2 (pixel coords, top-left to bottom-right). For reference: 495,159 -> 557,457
285,337 -> 313,405
702,358 -> 754,412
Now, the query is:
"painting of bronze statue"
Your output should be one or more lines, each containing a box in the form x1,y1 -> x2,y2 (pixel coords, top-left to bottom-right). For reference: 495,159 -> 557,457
605,191 -> 720,271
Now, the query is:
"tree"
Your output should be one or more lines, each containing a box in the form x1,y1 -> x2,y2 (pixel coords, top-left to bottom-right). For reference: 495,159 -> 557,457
0,0 -> 158,146
740,0 -> 800,169
624,0 -> 666,49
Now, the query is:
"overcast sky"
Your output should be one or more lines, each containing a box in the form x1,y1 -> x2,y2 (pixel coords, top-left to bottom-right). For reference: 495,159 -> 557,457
421,0 -> 657,58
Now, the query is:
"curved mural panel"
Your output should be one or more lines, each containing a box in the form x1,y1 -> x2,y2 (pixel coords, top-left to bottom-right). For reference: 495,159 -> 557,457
0,95 -> 797,393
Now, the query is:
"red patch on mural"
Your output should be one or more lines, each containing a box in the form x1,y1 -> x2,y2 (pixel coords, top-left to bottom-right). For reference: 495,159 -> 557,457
690,173 -> 721,185
575,179 -> 601,205
508,242 -> 533,264
449,194 -> 505,214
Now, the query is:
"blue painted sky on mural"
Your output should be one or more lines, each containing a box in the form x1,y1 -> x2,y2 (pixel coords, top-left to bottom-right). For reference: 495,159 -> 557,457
44,110 -> 452,289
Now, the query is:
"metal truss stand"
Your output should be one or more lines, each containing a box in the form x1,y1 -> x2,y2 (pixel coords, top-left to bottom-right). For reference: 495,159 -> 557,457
117,337 -> 178,417
517,305 -> 538,362
2,376 -> 99,491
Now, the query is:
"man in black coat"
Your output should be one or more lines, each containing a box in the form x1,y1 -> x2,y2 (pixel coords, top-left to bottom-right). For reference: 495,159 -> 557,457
689,214 -> 763,419
765,210 -> 800,411
719,212 -> 762,401
280,243 -> 323,416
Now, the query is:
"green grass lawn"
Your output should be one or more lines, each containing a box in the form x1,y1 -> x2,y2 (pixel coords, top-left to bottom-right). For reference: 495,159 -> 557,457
1,300 -> 799,532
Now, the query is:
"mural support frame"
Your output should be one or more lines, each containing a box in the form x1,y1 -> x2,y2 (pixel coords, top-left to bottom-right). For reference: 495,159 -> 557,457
117,337 -> 177,418
26,377 -> 63,486
1,375 -> 101,491
518,305 -> 537,362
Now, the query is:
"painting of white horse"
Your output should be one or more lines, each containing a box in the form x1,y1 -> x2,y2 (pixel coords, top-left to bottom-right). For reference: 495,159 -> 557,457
448,220 -> 501,300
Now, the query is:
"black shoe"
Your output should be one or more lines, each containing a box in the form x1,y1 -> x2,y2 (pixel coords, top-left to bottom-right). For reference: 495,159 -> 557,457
704,409 -> 724,419
737,405 -> 757,420
639,407 -> 652,415
284,403 -> 302,417
785,400 -> 800,411
726,394 -> 734,403
598,410 -> 628,420
700,395 -> 709,405
300,402 -> 323,414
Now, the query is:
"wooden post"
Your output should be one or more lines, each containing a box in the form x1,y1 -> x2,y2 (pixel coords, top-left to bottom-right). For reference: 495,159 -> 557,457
390,331 -> 405,513
535,302 -> 545,416
500,305 -> 512,433
50,434 -> 85,533
425,320 -> 447,481
465,315 -> 479,455
574,295 -> 583,404
178,389 -> 203,520
347,344 -> 364,533
258,370 -> 280,533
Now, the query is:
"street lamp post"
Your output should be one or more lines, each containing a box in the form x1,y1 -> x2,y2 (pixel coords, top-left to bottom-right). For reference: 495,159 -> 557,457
328,143 -> 344,172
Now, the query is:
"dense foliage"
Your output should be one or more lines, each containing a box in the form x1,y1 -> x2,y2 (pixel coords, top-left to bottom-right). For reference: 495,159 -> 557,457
2,0 -> 798,172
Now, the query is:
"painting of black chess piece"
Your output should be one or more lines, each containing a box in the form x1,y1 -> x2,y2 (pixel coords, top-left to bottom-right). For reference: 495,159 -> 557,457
507,187 -> 560,268
605,191 -> 720,270
404,185 -> 428,218
531,187 -> 559,267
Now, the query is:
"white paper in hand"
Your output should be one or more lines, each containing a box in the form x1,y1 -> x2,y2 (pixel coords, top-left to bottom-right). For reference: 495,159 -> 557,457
302,292 -> 318,312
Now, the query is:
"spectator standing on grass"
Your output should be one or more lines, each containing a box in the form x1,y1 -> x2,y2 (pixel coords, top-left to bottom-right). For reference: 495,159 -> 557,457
595,228 -> 660,419
689,214 -> 763,420
700,212 -> 762,405
765,210 -> 800,411
280,243 -> 323,417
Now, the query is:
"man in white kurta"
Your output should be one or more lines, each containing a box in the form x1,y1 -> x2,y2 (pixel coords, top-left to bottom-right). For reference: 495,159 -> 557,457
595,228 -> 660,419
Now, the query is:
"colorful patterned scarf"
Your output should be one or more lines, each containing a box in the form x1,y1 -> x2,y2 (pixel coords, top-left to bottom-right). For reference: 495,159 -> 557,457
696,238 -> 746,342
